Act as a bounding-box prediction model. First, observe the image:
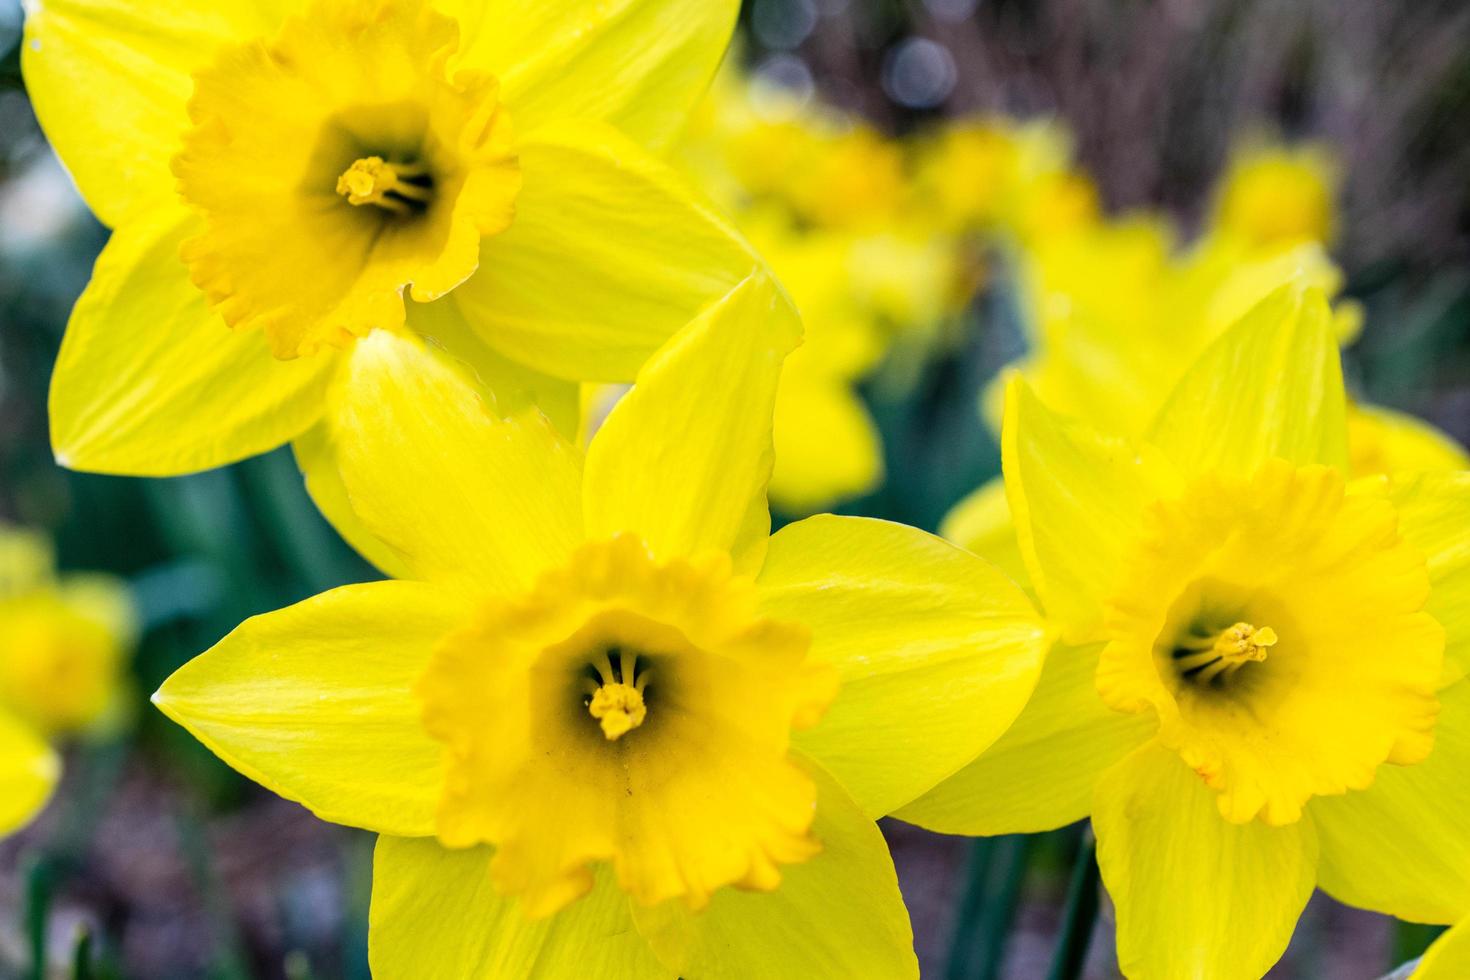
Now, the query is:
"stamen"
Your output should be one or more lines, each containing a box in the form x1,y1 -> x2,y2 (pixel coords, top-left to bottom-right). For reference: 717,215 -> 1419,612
1173,622 -> 1276,684
588,682 -> 647,741
336,156 -> 432,214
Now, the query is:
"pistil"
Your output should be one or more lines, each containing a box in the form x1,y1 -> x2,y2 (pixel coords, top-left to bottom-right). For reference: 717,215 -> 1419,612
1174,621 -> 1277,684
583,648 -> 650,740
336,156 -> 432,214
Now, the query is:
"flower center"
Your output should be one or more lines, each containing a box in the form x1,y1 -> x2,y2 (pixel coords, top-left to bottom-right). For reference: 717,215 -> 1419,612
416,534 -> 836,916
583,648 -> 650,741
1171,621 -> 1277,685
336,156 -> 434,214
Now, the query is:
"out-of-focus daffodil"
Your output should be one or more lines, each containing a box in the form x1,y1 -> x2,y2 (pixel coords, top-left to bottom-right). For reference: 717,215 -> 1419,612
1211,140 -> 1339,251
154,275 -> 1048,977
905,284 -> 1470,979
678,73 -> 979,512
27,0 -> 772,479
0,527 -> 134,838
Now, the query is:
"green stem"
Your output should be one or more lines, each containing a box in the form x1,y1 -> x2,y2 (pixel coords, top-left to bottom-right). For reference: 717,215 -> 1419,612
1046,833 -> 1100,980
24,855 -> 52,980
946,835 -> 1032,980
70,927 -> 94,980
976,836 -> 1031,980
944,838 -> 995,980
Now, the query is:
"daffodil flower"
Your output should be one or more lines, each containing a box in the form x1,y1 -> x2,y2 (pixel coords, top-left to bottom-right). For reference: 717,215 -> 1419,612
902,284 -> 1470,979
0,527 -> 134,837
153,274 -> 1048,977
25,0 -> 770,478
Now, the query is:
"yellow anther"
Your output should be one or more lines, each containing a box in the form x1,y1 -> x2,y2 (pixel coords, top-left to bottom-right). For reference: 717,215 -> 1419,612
1213,622 -> 1276,663
1175,622 -> 1277,684
336,156 -> 431,213
588,682 -> 647,741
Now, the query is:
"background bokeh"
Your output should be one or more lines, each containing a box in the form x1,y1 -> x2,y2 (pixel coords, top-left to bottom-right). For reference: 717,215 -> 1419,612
1,0 -> 1468,976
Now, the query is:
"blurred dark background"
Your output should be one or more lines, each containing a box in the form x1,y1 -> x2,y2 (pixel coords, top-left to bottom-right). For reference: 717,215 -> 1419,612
1,0 -> 1467,976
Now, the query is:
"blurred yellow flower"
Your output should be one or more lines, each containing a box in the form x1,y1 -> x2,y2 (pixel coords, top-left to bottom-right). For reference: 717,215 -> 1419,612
678,73 -> 986,512
27,0 -> 769,478
1212,140 -> 1339,250
0,527 -> 134,837
904,284 -> 1470,978
154,275 -> 1047,976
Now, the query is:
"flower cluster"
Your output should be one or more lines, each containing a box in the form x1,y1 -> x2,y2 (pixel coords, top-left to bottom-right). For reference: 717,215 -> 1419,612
10,1 -> 1468,978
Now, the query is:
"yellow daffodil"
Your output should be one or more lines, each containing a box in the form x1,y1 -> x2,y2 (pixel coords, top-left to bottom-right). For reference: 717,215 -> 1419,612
903,283 -> 1470,979
153,274 -> 1048,977
27,0 -> 772,478
1211,140 -> 1339,250
0,527 -> 134,837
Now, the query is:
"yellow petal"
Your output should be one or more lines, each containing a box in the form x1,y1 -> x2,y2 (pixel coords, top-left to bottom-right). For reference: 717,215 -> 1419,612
292,421 -> 415,581
1349,403 -> 1469,478
0,709 -> 59,837
583,273 -> 800,573
630,756 -> 917,980
153,581 -> 465,837
1002,377 -> 1177,643
1414,914 -> 1470,979
370,839 -> 669,979
21,0 -> 296,226
756,515 -> 1046,816
768,370 -> 883,516
896,642 -> 1153,835
1381,472 -> 1470,686
448,0 -> 739,151
295,300 -> 581,581
453,121 -> 773,382
938,476 -> 1030,589
49,208 -> 335,476
328,330 -> 583,594
1094,740 -> 1318,980
1147,281 -> 1348,479
1311,678 -> 1470,924
409,298 -> 581,440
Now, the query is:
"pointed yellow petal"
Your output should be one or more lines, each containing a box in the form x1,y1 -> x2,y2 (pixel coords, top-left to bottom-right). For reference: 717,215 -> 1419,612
21,0 -> 294,226
1311,678 -> 1470,924
1414,914 -> 1470,979
153,582 -> 465,837
370,839 -> 669,979
449,0 -> 738,151
50,209 -> 335,476
756,515 -> 1046,817
329,330 -> 583,594
1147,282 -> 1348,479
454,121 -> 773,382
1381,472 -> 1470,686
897,642 -> 1153,835
583,274 -> 800,572
0,710 -> 59,837
938,476 -> 1030,589
1094,741 -> 1318,980
630,756 -> 917,980
1002,377 -> 1176,643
